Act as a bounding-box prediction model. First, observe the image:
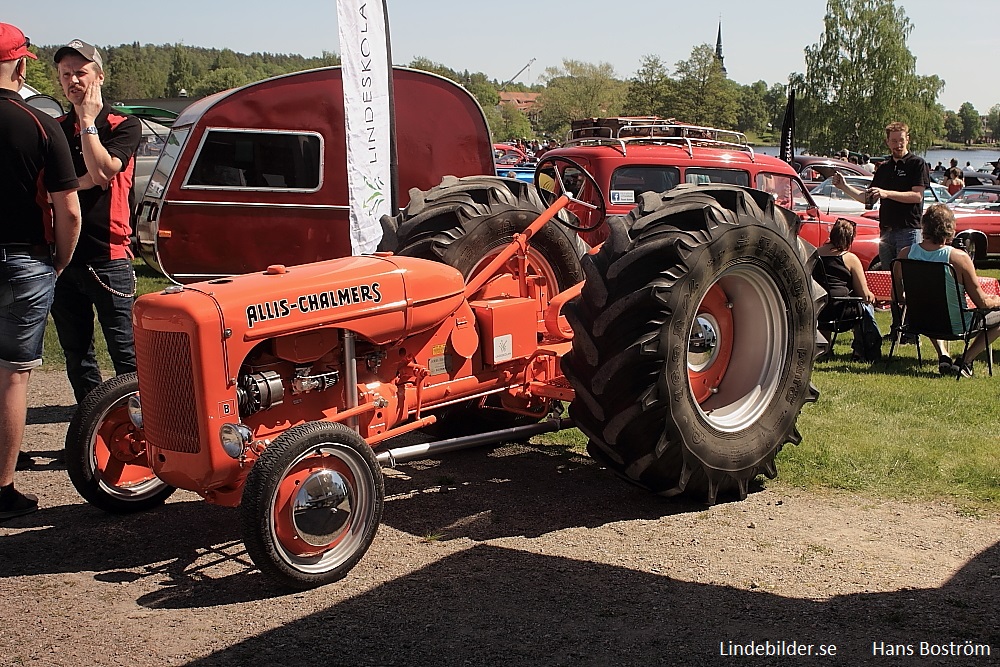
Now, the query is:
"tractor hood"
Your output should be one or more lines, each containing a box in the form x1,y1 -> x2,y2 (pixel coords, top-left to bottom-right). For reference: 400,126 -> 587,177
134,254 -> 467,350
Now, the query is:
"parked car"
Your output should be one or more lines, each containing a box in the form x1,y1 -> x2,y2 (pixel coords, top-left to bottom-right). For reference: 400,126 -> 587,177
947,185 -> 1000,211
791,155 -> 871,188
497,165 -> 536,183
945,185 -> 1000,260
540,118 -> 882,268
927,183 -> 950,204
932,169 -> 999,187
494,143 -> 527,165
809,175 -> 871,214
862,184 -> 1000,263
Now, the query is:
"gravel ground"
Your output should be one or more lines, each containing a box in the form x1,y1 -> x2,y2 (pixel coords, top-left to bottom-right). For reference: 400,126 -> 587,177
2,370 -> 999,666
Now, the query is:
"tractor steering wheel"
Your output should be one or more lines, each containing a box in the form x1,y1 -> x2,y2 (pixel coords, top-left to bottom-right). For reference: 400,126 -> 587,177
533,156 -> 607,233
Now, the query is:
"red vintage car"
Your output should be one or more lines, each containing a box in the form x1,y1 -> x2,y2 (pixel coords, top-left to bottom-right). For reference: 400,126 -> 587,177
946,185 -> 1000,259
861,184 -> 1000,263
494,143 -> 528,165
542,118 -> 882,268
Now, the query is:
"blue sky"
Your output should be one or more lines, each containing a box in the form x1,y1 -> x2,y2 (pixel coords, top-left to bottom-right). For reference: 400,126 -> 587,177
8,1 -> 996,112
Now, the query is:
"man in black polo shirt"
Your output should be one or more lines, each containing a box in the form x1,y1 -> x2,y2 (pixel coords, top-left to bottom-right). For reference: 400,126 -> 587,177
52,40 -> 141,404
0,23 -> 81,520
833,121 -> 930,333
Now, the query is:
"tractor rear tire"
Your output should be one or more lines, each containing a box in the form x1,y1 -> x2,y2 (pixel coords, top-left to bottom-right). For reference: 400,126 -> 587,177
384,174 -> 588,288
562,185 -> 822,503
385,175 -> 588,434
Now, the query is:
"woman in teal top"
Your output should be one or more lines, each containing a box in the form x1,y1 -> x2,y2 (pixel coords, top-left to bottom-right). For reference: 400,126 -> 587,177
896,204 -> 1000,377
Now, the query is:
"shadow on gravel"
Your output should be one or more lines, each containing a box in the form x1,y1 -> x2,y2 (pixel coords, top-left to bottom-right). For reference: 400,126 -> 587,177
183,541 -> 1000,666
0,439 -> 753,613
379,441 -> 729,542
0,499 -> 286,605
27,404 -> 76,425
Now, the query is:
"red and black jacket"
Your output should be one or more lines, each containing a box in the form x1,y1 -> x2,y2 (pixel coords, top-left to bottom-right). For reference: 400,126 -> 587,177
58,104 -> 141,264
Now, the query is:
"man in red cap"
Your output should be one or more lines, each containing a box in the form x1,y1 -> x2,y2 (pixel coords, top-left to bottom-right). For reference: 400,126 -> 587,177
0,23 -> 81,520
52,40 -> 141,404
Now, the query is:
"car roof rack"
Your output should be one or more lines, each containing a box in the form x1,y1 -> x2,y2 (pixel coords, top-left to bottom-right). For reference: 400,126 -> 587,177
566,117 -> 755,161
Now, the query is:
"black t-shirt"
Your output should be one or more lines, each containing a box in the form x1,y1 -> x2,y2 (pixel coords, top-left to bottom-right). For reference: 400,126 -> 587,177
0,89 -> 79,245
871,152 -> 930,231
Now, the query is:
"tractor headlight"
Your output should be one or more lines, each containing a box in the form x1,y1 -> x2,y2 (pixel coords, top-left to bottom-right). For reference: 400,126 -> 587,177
127,395 -> 143,429
219,423 -> 252,459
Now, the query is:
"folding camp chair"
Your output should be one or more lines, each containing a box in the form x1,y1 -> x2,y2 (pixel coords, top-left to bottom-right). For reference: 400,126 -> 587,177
887,258 -> 995,379
812,259 -> 865,356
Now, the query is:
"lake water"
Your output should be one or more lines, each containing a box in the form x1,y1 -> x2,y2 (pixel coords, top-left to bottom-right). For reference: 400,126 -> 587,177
755,145 -> 1000,170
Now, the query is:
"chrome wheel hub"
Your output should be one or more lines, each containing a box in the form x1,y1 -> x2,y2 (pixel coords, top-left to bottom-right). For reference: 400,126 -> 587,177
292,468 -> 353,547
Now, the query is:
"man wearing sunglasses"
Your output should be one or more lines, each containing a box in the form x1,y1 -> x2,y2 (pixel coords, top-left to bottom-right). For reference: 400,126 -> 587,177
0,23 -> 81,520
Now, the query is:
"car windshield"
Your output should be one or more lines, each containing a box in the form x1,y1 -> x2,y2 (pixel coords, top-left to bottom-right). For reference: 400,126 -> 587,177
947,188 -> 1000,210
926,184 -> 949,204
810,175 -> 871,196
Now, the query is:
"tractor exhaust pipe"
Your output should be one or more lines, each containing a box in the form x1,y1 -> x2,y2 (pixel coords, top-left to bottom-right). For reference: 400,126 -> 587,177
375,417 -> 574,467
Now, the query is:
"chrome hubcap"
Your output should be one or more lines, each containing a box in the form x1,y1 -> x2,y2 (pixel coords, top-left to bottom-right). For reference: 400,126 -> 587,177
292,469 -> 353,547
688,314 -> 721,372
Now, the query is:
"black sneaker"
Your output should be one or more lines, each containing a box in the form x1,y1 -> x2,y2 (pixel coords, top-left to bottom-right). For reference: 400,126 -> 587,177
938,356 -> 956,376
0,489 -> 38,521
953,356 -> 974,378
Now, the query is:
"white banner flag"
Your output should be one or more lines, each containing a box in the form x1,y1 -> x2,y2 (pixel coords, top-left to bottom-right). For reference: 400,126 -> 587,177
337,0 -> 394,255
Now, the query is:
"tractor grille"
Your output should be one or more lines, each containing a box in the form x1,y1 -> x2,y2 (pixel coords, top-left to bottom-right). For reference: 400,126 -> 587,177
135,329 -> 201,454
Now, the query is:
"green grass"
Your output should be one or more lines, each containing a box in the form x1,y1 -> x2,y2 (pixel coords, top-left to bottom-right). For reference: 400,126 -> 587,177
534,275 -> 1000,513
787,312 -> 1000,511
41,259 -> 171,369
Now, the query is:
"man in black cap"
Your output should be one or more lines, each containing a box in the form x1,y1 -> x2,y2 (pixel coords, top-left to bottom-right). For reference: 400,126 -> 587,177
53,39 -> 141,404
0,23 -> 81,520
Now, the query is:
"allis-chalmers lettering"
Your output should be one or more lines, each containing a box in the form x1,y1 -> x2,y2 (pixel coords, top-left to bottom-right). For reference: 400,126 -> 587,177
246,282 -> 383,328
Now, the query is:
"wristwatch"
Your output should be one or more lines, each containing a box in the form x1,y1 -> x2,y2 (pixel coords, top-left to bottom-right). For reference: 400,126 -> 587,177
82,125 -> 99,135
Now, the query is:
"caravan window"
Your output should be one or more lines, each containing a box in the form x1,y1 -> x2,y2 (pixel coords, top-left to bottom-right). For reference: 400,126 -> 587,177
185,129 -> 322,191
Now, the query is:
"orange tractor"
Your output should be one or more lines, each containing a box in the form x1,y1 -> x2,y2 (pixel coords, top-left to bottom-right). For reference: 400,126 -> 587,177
66,160 -> 822,589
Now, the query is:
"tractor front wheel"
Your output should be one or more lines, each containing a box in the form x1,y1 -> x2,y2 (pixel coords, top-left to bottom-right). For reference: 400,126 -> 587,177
64,373 -> 175,513
241,422 -> 383,590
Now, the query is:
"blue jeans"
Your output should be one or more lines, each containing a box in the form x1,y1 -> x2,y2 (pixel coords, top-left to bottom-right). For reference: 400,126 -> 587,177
51,260 -> 137,403
0,254 -> 56,371
880,227 -> 921,331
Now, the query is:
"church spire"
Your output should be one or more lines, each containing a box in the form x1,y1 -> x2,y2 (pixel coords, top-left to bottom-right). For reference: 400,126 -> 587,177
715,20 -> 727,76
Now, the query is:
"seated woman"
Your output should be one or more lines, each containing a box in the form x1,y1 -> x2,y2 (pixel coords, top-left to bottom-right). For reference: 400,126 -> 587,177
816,218 -> 881,361
897,204 -> 1000,377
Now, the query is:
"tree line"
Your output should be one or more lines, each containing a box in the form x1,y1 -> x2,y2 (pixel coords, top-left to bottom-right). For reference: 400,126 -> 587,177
23,0 -> 999,155
24,43 -> 341,101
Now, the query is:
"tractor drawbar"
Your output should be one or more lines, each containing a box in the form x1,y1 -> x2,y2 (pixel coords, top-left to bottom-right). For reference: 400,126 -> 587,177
375,417 -> 574,467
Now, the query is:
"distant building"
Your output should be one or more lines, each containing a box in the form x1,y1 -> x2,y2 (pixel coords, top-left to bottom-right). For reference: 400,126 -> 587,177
498,91 -> 541,124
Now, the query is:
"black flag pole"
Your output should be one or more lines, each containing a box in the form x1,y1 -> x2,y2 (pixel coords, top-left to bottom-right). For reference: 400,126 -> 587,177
779,87 -> 795,165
